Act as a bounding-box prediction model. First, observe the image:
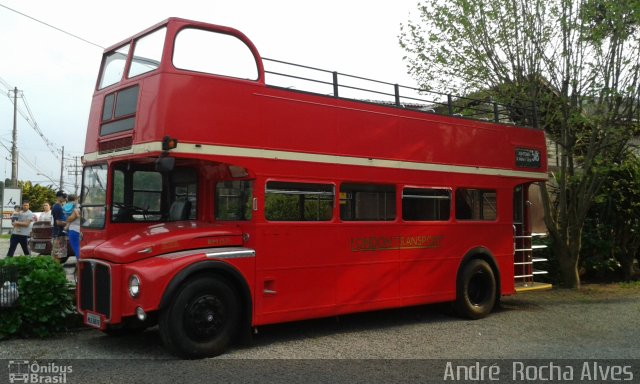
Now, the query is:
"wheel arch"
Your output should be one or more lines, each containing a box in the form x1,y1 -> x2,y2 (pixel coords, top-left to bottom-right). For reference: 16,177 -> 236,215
159,260 -> 253,338
457,246 -> 501,300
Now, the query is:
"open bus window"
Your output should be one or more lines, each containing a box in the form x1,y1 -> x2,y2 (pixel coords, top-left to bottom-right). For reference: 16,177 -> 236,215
215,180 -> 253,221
265,181 -> 334,221
340,183 -> 396,221
402,188 -> 451,221
81,164 -> 108,229
128,27 -> 166,79
99,45 -> 130,89
455,188 -> 497,221
173,28 -> 258,80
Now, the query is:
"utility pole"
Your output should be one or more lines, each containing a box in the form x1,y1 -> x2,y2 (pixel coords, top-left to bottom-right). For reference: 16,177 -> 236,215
10,87 -> 21,188
74,156 -> 79,195
59,146 -> 65,192
67,155 -> 82,195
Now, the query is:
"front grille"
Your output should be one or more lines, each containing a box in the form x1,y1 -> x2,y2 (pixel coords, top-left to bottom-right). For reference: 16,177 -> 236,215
79,261 -> 111,319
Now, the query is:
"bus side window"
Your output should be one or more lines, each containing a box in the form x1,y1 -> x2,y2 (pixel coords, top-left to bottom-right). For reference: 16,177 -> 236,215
339,183 -> 396,221
264,181 -> 333,221
455,188 -> 497,221
215,181 -> 254,221
402,188 -> 451,221
173,28 -> 258,81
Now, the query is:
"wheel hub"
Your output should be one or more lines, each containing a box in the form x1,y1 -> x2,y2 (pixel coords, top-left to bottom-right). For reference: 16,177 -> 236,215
184,295 -> 225,341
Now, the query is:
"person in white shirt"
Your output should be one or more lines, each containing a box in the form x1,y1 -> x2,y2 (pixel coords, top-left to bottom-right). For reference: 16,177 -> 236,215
38,202 -> 53,223
7,201 -> 36,257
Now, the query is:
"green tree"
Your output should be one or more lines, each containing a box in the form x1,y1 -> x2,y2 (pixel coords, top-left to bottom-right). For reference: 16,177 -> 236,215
584,150 -> 640,281
400,0 -> 640,288
20,181 -> 57,212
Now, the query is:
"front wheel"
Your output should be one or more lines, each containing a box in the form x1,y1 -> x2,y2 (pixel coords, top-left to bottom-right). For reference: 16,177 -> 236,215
159,276 -> 240,359
454,259 -> 497,319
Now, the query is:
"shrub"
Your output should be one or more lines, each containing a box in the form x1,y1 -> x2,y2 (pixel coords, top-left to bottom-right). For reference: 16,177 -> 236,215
0,256 -> 75,339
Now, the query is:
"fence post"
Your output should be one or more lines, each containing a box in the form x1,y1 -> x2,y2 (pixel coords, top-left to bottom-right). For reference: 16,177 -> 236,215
493,102 -> 500,123
447,94 -> 453,115
333,71 -> 339,97
394,84 -> 401,107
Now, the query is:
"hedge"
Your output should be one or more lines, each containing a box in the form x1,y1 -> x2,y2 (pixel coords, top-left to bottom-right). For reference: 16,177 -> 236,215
0,256 -> 75,339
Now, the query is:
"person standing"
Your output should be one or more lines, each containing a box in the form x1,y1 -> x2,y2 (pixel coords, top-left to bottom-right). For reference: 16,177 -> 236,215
39,202 -> 53,223
65,194 -> 81,259
7,201 -> 36,257
51,191 -> 67,237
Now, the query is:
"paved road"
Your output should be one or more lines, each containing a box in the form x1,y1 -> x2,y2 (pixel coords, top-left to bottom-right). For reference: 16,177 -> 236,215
1,283 -> 639,383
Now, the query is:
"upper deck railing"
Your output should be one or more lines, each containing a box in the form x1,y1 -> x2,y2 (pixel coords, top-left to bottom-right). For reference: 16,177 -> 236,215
263,58 -> 539,129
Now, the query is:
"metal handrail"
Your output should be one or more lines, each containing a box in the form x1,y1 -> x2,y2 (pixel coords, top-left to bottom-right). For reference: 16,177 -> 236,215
262,58 -> 539,129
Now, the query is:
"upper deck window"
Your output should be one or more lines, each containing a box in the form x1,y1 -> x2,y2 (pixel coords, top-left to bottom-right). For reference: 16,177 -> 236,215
99,45 -> 129,89
173,28 -> 258,80
128,27 -> 166,79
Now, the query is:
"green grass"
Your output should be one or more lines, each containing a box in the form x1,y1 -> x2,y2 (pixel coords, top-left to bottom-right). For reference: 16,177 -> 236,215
619,280 -> 640,289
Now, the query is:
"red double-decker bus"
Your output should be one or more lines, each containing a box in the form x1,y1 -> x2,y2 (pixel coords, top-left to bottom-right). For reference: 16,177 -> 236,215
77,18 -> 548,358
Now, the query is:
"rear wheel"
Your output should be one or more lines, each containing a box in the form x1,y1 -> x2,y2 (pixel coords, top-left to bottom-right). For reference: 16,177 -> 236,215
159,276 -> 239,359
454,259 -> 496,319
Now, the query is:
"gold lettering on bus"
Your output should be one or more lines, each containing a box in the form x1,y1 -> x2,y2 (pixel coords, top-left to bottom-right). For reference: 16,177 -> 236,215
208,237 -> 233,247
350,235 -> 444,252
161,241 -> 181,250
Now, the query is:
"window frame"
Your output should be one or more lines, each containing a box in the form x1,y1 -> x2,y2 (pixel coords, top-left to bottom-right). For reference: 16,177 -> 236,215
339,183 -> 397,222
172,27 -> 259,81
454,188 -> 498,221
215,180 -> 254,221
402,187 -> 452,222
264,180 -> 335,222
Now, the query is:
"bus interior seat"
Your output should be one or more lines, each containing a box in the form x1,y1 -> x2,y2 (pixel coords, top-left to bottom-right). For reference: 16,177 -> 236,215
169,200 -> 191,221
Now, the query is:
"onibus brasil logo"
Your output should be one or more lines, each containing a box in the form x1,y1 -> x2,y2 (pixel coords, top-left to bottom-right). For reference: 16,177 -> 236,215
8,360 -> 72,383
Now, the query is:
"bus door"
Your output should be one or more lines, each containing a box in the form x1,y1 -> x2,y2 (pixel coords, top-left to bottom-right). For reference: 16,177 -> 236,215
513,184 -> 550,291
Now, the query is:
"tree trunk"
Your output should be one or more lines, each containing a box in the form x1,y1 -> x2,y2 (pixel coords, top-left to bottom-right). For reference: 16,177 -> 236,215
618,253 -> 634,282
553,238 -> 581,289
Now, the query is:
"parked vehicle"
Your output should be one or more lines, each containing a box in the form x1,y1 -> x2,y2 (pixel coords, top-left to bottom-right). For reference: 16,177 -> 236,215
29,221 -> 75,263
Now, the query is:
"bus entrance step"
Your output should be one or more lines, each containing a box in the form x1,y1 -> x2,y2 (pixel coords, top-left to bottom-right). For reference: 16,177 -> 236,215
515,282 -> 553,293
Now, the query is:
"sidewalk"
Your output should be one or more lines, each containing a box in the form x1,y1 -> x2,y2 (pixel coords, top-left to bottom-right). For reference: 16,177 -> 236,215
0,237 -> 77,285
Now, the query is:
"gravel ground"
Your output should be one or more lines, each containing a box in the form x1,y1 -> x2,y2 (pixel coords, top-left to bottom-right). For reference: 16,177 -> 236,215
2,235 -> 639,382
1,284 -> 638,360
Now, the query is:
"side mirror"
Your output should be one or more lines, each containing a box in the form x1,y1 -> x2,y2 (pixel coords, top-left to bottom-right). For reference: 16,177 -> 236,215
155,155 -> 175,172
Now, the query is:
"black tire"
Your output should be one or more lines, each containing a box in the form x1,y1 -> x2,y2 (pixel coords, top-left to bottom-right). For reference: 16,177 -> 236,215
159,276 -> 240,359
454,259 -> 497,319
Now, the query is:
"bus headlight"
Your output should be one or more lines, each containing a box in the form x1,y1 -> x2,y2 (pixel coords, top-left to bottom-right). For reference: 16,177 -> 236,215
128,275 -> 141,298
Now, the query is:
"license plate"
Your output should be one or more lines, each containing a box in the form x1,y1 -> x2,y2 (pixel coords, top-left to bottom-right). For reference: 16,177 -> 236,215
85,312 -> 103,329
35,243 -> 46,250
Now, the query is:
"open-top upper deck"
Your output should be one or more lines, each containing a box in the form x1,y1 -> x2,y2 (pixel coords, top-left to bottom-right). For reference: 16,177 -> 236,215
84,17 -> 547,181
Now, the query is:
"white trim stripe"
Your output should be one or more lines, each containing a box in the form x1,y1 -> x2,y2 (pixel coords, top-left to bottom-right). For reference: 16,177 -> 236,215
84,141 -> 548,180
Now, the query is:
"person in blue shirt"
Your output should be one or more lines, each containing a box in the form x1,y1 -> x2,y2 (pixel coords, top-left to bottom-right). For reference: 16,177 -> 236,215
51,191 -> 67,238
65,194 -> 81,259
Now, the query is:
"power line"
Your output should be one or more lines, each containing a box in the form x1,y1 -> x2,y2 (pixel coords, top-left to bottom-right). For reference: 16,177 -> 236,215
0,78 -> 62,160
0,3 -> 104,50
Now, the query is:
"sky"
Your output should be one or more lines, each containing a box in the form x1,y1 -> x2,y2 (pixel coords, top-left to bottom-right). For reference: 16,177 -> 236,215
0,0 -> 420,194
